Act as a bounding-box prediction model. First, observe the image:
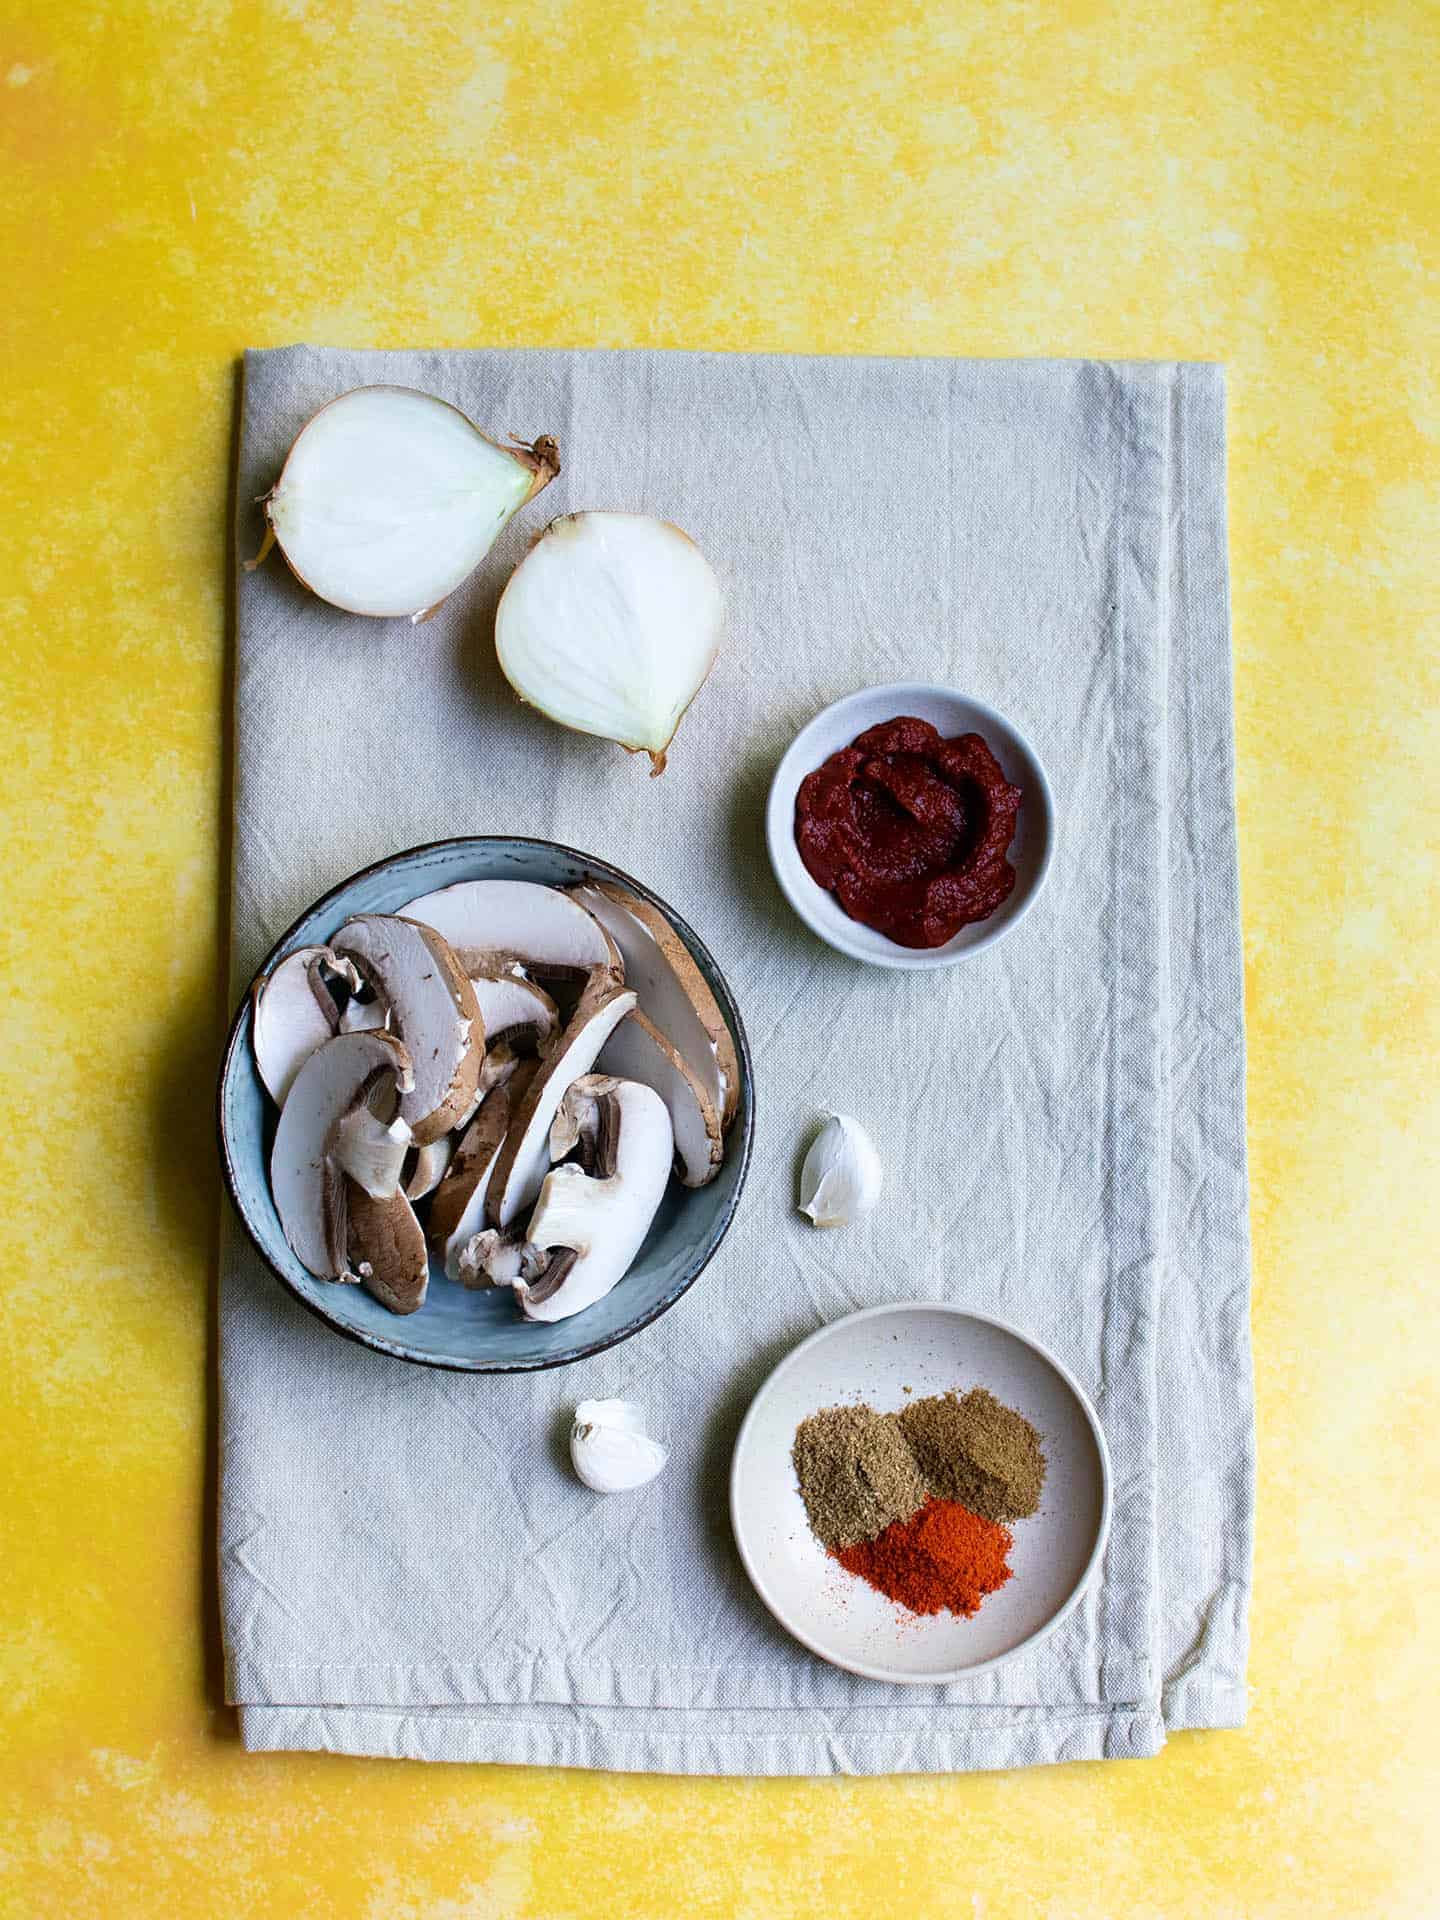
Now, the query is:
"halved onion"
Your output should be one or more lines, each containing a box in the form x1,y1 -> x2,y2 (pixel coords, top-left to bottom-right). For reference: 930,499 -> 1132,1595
257,386 -> 559,622
495,512 -> 723,774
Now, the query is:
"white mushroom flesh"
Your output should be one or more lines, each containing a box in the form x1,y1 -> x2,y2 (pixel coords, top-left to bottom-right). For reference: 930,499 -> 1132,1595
517,1075 -> 673,1322
270,1030 -> 414,1278
397,879 -> 620,986
332,914 -> 482,1145
468,964 -> 560,1056
570,882 -> 737,1128
429,1077 -> 526,1275
486,984 -> 637,1229
253,946 -> 343,1105
403,1135 -> 454,1201
337,995 -> 389,1034
597,1008 -> 722,1187
453,1222 -> 521,1289
331,1101 -> 413,1200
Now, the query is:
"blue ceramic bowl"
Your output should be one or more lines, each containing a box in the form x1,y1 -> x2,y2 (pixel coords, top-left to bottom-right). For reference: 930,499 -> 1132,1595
217,837 -> 754,1371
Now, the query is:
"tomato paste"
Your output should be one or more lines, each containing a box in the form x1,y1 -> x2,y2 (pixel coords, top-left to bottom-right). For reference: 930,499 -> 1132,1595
794,716 -> 1023,948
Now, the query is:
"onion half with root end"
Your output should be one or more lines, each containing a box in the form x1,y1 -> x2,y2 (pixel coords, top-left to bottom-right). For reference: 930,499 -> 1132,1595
495,512 -> 723,774
255,386 -> 559,621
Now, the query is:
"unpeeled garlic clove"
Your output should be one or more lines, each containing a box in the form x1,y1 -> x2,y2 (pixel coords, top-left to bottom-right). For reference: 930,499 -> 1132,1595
570,1399 -> 668,1493
797,1113 -> 883,1228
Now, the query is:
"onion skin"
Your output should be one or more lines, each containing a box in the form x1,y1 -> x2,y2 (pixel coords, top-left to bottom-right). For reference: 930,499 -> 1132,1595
255,386 -> 560,621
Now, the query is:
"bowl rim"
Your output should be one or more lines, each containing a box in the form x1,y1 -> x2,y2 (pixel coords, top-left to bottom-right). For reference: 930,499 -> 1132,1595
216,833 -> 755,1373
765,681 -> 1056,970
729,1300 -> 1113,1684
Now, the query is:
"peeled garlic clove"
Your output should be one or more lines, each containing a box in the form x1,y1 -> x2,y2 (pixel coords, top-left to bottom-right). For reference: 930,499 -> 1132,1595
570,1399 -> 668,1493
260,386 -> 559,622
495,512 -> 723,775
798,1113 -> 883,1228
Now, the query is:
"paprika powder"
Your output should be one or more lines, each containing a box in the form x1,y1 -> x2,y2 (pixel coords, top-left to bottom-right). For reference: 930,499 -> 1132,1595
833,1497 -> 1014,1617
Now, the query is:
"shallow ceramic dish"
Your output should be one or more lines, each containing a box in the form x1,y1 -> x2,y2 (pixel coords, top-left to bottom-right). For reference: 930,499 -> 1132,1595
730,1303 -> 1109,1683
218,836 -> 753,1372
765,681 -> 1055,969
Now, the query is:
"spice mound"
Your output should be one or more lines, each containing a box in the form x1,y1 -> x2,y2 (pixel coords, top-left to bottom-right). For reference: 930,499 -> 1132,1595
900,1387 -> 1045,1522
835,1499 -> 1012,1618
791,1404 -> 928,1548
794,716 -> 1023,948
792,1386 -> 1046,1621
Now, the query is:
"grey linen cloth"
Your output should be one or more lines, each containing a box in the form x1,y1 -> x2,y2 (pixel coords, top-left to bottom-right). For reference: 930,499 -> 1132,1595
222,347 -> 1253,1771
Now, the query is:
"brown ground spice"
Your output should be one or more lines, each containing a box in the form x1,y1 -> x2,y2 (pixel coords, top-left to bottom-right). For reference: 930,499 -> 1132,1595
899,1387 -> 1046,1521
791,1404 -> 929,1549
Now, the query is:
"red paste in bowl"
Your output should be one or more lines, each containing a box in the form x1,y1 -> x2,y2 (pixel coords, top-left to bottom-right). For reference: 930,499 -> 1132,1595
794,716 -> 1023,948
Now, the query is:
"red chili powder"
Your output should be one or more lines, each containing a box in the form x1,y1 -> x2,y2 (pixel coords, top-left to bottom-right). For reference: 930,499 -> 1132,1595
833,1497 -> 1014,1617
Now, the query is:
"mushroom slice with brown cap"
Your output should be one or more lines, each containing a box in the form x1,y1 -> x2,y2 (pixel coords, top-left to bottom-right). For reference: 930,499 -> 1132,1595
340,1182 -> 430,1315
270,1029 -> 413,1278
403,1136 -> 454,1202
454,1228 -> 525,1290
331,914 -> 483,1146
337,993 -> 389,1035
428,1069 -> 533,1264
397,880 -> 621,990
252,945 -> 359,1105
516,1075 -> 673,1323
597,1009 -> 723,1187
331,1097 -> 412,1199
468,962 -> 560,1058
485,982 -> 637,1228
568,882 -> 739,1131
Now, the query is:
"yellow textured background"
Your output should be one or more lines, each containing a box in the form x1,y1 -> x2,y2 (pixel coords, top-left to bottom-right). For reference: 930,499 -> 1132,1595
2,0 -> 1436,1914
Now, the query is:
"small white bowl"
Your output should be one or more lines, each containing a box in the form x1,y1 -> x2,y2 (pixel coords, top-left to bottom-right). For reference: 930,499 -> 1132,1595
730,1303 -> 1111,1685
765,682 -> 1055,968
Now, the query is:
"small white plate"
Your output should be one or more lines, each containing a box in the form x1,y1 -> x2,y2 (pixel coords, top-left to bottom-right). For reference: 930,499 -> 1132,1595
765,682 -> 1055,968
730,1303 -> 1110,1683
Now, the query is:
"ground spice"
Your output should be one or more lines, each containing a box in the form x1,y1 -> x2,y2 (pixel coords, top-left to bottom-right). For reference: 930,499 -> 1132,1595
791,1404 -> 928,1549
899,1387 -> 1046,1521
834,1498 -> 1014,1617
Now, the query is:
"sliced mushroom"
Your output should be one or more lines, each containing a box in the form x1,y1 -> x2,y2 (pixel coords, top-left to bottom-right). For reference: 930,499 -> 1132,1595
403,1136 -> 454,1202
270,1029 -> 413,1278
331,1096 -> 413,1200
468,961 -> 560,1057
485,981 -> 638,1228
597,1009 -> 723,1187
429,1071 -> 530,1260
337,993 -> 389,1035
341,1181 -> 429,1315
331,914 -> 483,1145
516,1075 -> 673,1322
397,879 -> 621,989
569,882 -> 739,1130
548,1070 -> 612,1172
455,1228 -> 525,1290
252,946 -> 348,1105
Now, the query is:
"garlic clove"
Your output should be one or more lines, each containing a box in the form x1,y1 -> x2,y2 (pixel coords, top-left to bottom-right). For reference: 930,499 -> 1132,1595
797,1112 -> 883,1228
570,1399 -> 668,1493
